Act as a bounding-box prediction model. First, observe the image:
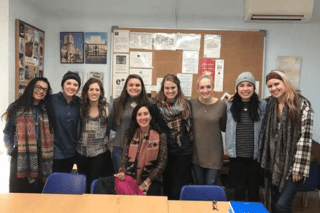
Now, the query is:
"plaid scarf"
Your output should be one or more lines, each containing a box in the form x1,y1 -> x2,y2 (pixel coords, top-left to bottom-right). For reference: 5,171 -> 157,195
157,101 -> 192,146
258,97 -> 300,192
127,129 -> 160,186
16,107 -> 54,181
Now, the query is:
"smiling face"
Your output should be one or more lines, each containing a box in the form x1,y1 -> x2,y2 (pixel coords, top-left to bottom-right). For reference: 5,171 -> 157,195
163,80 -> 178,100
267,78 -> 286,100
136,106 -> 152,129
63,79 -> 79,98
126,78 -> 142,98
33,80 -> 48,105
198,78 -> 213,100
88,82 -> 101,103
237,81 -> 255,102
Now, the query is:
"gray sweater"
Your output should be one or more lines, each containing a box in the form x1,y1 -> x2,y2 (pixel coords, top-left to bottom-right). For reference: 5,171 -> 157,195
190,98 -> 226,170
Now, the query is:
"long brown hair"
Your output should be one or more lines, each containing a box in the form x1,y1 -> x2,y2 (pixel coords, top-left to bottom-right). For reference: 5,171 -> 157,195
114,74 -> 148,127
266,70 -> 300,124
155,74 -> 190,116
80,78 -> 109,128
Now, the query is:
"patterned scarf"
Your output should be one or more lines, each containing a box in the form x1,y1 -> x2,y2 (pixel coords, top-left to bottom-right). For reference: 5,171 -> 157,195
127,129 -> 160,186
258,97 -> 300,192
16,107 -> 54,182
157,101 -> 192,146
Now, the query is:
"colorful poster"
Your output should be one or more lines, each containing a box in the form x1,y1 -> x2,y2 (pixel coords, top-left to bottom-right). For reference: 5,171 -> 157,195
199,58 -> 215,79
84,32 -> 107,64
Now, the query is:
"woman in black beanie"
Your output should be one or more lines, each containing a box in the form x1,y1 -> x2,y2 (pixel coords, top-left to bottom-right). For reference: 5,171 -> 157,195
48,71 -> 82,173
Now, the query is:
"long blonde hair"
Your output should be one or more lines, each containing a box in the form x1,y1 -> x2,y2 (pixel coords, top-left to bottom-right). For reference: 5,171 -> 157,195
266,70 -> 300,124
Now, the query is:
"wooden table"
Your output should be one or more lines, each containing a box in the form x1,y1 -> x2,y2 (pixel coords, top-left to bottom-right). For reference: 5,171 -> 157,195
0,193 -> 169,213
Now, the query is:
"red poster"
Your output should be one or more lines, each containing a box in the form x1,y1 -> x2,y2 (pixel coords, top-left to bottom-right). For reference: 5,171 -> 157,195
199,58 -> 215,79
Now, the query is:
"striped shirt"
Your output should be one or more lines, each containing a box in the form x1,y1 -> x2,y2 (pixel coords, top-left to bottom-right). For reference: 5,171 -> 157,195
236,107 -> 254,158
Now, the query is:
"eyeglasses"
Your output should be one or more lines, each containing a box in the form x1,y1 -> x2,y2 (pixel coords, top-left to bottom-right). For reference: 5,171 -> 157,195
34,85 -> 48,94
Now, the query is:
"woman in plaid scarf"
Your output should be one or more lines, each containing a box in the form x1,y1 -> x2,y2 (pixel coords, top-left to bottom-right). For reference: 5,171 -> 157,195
155,74 -> 193,200
259,70 -> 313,213
3,77 -> 54,193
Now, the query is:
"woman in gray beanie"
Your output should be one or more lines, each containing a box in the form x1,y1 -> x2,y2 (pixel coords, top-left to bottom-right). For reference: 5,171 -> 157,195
225,71 -> 267,201
48,71 -> 81,173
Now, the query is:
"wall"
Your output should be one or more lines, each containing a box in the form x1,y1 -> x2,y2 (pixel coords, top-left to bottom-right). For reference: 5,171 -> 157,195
7,1 -> 320,141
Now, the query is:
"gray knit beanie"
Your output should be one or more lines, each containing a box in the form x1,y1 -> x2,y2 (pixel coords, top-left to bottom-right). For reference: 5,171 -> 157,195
236,71 -> 256,89
61,71 -> 81,88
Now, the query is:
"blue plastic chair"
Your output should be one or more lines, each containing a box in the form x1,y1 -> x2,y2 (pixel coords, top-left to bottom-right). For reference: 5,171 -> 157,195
180,185 -> 227,201
90,179 -> 99,194
42,172 -> 86,194
298,162 -> 320,207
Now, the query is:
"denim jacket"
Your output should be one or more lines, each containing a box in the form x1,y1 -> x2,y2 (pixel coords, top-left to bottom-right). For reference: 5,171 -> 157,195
225,99 -> 267,160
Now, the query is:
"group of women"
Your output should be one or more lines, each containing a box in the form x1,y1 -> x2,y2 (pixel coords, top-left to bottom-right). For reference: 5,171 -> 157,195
3,69 -> 313,213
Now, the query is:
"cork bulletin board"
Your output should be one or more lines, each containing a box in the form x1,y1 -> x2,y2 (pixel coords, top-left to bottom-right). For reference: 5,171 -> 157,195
112,27 -> 265,99
15,19 -> 45,99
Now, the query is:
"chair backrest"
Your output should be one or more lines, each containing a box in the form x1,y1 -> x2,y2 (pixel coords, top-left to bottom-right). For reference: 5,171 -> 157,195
298,162 -> 320,191
90,179 -> 99,194
180,185 -> 227,201
42,172 -> 86,194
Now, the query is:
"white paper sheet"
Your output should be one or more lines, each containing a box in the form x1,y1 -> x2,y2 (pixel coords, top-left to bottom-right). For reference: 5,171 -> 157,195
112,74 -> 128,98
129,51 -> 153,68
204,35 -> 221,58
113,30 -> 130,53
277,56 -> 301,90
177,73 -> 193,97
176,33 -> 201,51
182,51 -> 199,74
214,59 -> 224,92
255,81 -> 260,96
130,68 -> 153,85
156,78 -> 164,93
129,32 -> 153,50
153,33 -> 177,50
113,54 -> 129,75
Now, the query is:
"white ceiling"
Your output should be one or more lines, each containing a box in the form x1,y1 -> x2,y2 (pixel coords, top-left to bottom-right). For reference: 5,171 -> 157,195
21,0 -> 320,23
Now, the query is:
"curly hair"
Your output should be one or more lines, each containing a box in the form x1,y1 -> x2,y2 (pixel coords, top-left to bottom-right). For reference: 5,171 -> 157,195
80,78 -> 109,129
125,103 -> 161,144
2,77 -> 52,120
114,74 -> 148,127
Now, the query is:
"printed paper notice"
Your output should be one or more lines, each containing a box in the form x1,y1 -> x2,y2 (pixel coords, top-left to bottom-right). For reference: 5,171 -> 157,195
129,32 -> 153,50
204,35 -> 221,58
176,33 -> 201,51
112,74 -> 127,98
113,30 -> 129,53
277,56 -> 301,90
156,78 -> 163,93
129,51 -> 153,68
177,73 -> 193,97
153,33 -> 177,50
130,68 -> 152,85
113,54 -> 129,75
182,51 -> 199,74
214,59 -> 224,92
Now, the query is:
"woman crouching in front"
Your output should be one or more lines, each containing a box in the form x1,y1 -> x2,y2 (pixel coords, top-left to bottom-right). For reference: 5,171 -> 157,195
115,103 -> 167,195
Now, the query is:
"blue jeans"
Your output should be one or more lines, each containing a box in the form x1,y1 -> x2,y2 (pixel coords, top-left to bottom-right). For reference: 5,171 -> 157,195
271,178 -> 303,213
192,164 -> 220,185
111,146 -> 123,173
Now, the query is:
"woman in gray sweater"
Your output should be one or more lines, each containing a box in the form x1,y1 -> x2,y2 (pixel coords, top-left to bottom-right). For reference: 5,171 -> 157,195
190,75 -> 226,185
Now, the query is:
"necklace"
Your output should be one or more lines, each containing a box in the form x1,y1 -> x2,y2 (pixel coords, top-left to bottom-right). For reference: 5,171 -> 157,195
243,107 -> 248,112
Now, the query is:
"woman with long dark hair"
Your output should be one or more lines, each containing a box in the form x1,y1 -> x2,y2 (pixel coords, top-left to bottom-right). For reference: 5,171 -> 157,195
3,77 -> 54,193
155,74 -> 193,200
115,103 -> 167,195
225,71 -> 267,201
76,78 -> 114,192
259,70 -> 313,212
110,74 -> 148,172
